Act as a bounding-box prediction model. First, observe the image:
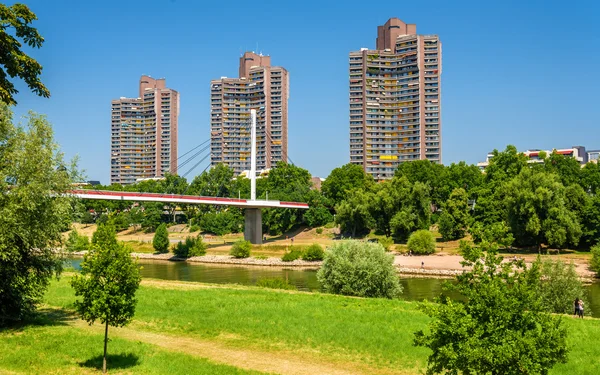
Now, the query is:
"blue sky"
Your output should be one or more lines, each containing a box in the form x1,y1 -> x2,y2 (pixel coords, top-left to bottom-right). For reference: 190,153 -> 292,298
8,0 -> 600,182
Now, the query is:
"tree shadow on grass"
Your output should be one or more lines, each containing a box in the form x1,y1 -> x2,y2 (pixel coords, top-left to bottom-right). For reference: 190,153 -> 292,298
80,353 -> 140,371
0,307 -> 76,333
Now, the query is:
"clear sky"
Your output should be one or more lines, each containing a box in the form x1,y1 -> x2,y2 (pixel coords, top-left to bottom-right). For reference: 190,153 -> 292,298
7,0 -> 600,183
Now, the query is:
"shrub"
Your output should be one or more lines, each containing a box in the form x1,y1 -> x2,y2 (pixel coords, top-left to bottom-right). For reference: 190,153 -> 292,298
304,206 -> 334,227
407,230 -> 436,255
536,258 -> 589,315
378,237 -> 394,252
65,229 -> 90,252
230,240 -> 251,258
256,277 -> 296,290
200,211 -> 242,235
316,227 -> 324,235
282,247 -> 303,262
152,223 -> 170,253
317,240 -> 402,298
302,244 -> 325,261
173,235 -> 207,258
591,243 -> 600,276
189,224 -> 200,233
96,214 -> 109,226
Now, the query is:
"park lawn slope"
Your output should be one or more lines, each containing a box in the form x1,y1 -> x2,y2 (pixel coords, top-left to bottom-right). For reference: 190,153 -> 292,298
0,317 -> 264,375
43,277 -> 600,374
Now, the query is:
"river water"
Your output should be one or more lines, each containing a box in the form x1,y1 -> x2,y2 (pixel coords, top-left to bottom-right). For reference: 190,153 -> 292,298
67,258 -> 600,315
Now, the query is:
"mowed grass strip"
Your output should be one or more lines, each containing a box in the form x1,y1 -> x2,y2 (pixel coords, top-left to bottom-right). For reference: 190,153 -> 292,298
0,322 -> 264,375
43,277 -> 600,374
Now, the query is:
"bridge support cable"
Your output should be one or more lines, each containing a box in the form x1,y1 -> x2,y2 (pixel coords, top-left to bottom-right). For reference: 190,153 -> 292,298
170,139 -> 210,171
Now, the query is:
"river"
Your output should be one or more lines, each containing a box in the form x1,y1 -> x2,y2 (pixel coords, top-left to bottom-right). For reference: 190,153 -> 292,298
67,258 -> 600,315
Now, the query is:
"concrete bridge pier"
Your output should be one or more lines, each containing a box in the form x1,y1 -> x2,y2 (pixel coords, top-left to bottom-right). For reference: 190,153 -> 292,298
244,208 -> 262,244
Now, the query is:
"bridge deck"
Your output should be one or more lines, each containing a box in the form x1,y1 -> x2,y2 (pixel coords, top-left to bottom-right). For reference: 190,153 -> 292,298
68,190 -> 309,209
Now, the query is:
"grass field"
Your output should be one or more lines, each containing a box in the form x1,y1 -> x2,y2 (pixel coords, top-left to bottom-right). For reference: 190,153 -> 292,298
1,277 -> 596,374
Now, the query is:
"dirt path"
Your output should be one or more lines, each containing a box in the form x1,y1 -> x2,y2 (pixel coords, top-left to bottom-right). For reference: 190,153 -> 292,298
61,314 -> 411,375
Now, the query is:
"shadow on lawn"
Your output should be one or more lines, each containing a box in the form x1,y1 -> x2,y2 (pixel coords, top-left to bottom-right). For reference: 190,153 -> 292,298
0,307 -> 76,333
80,353 -> 140,370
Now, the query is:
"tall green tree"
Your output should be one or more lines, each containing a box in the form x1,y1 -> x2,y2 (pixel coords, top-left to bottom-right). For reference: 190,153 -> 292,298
0,104 -> 77,326
188,163 -> 234,197
542,151 -> 582,187
321,163 -> 374,206
395,160 -> 446,207
0,3 -> 50,105
71,224 -> 141,374
580,161 -> 600,194
414,241 -> 568,375
389,179 -> 431,239
335,189 -> 374,237
438,188 -> 469,241
152,223 -> 170,253
505,168 -> 582,249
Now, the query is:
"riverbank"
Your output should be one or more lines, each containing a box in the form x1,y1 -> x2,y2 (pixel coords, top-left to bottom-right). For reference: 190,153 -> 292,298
2,277 -> 598,375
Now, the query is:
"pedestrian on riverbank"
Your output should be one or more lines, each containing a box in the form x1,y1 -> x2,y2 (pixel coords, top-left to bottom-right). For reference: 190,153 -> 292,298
578,299 -> 584,318
421,261 -> 424,269
574,298 -> 580,317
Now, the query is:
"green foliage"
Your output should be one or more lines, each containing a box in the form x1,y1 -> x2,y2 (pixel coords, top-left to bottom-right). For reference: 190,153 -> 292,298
505,168 -> 582,248
438,187 -> 469,241
414,241 -> 568,375
281,247 -> 304,262
152,224 -> 170,254
65,229 -> 90,252
0,103 -> 77,326
302,244 -> 325,261
199,210 -> 242,235
230,240 -> 251,258
321,163 -> 374,206
581,161 -> 600,194
0,4 -> 50,105
255,277 -> 296,290
378,237 -> 394,252
335,189 -> 374,237
469,221 -> 514,249
395,160 -> 446,206
110,212 -> 130,232
591,243 -> 600,276
80,211 -> 95,225
189,224 -> 200,232
188,163 -> 234,197
407,230 -> 436,255
71,223 -> 141,373
315,227 -> 323,234
303,206 -> 333,227
535,258 -> 588,315
141,203 -> 163,232
317,240 -> 402,298
173,235 -> 207,258
96,214 -> 109,226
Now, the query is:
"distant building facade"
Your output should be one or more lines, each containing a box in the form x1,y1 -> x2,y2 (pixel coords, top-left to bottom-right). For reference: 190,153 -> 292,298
111,76 -> 179,185
210,52 -> 289,175
477,145 -> 595,169
349,17 -> 442,180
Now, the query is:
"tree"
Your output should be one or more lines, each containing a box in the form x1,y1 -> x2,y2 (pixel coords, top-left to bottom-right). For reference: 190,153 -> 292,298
542,151 -> 582,187
199,210 -> 242,235
414,241 -> 568,375
0,104 -> 77,326
321,163 -> 374,206
303,206 -> 333,227
71,224 -> 141,374
504,168 -> 582,249
81,211 -> 95,226
317,240 -> 402,298
335,189 -> 374,237
407,230 -> 436,255
580,161 -> 600,194
0,4 -> 50,105
438,188 -> 469,240
152,223 -> 170,253
395,160 -> 446,207
535,258 -> 588,315
188,163 -> 234,197
389,179 -> 431,240
591,243 -> 600,277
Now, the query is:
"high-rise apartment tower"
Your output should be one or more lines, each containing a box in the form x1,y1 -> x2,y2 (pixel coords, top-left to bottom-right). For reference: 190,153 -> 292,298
210,52 -> 289,175
349,17 -> 442,180
110,76 -> 179,185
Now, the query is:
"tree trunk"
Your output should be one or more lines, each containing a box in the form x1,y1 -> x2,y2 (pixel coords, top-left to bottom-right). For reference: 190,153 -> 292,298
103,321 -> 109,374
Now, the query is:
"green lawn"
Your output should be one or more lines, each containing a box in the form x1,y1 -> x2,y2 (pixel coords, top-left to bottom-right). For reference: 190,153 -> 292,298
36,277 -> 600,374
0,313 -> 263,375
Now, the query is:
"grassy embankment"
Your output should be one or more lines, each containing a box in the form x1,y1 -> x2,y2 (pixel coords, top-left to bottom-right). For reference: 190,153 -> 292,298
1,277 -> 599,374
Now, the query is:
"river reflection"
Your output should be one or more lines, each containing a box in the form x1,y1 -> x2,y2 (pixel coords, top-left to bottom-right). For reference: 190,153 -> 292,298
67,258 -> 600,315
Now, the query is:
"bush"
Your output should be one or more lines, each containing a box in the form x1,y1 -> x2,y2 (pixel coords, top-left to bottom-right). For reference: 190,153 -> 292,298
317,240 -> 402,298
282,247 -> 304,262
230,240 -> 251,258
378,237 -> 394,252
536,258 -> 589,315
96,214 -> 109,226
304,206 -> 334,227
65,229 -> 90,252
189,224 -> 200,233
200,211 -> 242,235
256,277 -> 296,290
153,223 -> 170,253
316,227 -> 324,235
173,235 -> 207,258
302,244 -> 325,261
407,230 -> 436,255
591,243 -> 600,276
